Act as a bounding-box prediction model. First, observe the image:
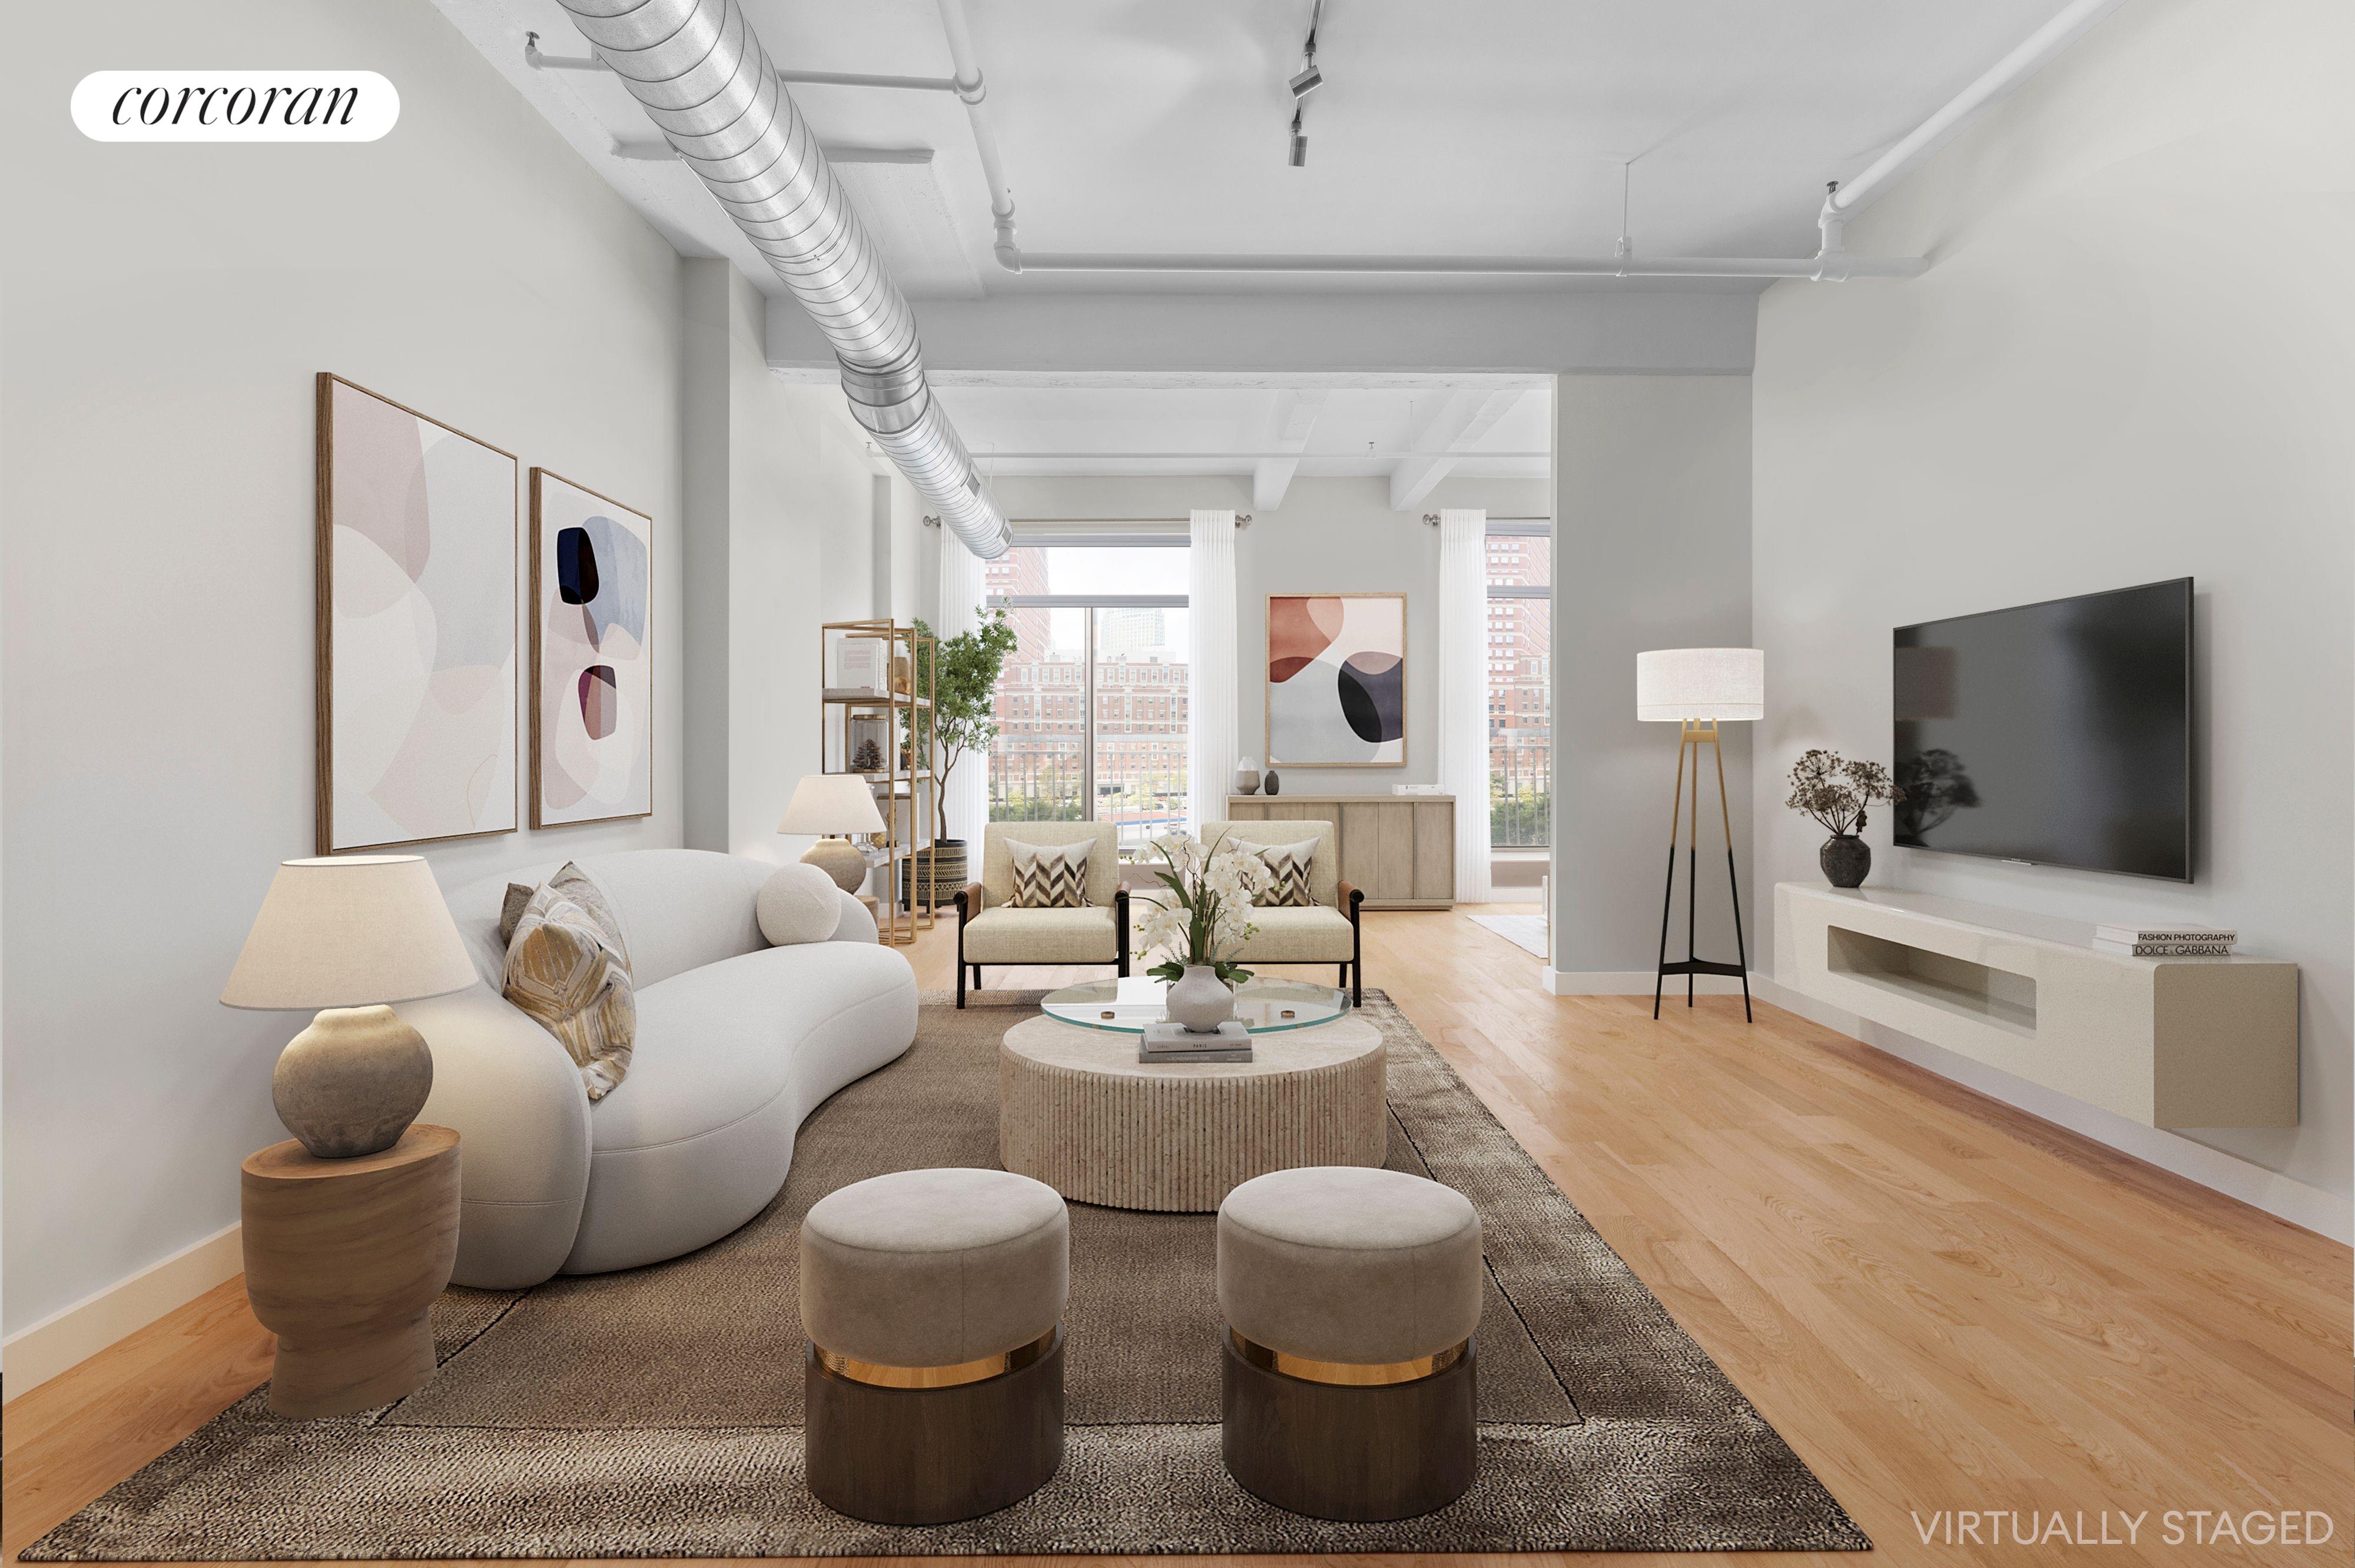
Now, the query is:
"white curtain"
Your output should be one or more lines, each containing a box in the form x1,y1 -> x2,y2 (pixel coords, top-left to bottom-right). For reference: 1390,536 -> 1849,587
1435,508 -> 1495,902
937,524 -> 990,845
1187,509 -> 1239,834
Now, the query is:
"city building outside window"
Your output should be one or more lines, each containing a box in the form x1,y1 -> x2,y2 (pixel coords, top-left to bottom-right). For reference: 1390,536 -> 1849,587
983,542 -> 1190,854
1486,526 -> 1550,849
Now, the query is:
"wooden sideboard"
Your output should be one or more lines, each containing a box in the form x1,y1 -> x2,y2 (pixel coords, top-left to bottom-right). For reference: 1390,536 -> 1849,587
1223,795 -> 1454,911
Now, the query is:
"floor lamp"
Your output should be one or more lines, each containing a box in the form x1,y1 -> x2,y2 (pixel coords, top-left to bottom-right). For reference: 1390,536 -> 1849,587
1637,648 -> 1763,1023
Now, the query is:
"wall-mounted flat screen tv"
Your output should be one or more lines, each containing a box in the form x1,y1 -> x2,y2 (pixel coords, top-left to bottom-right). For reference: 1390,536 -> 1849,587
1892,578 -> 2193,881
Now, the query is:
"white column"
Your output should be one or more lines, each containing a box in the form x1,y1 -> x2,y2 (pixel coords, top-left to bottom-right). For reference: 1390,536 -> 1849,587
937,523 -> 990,845
1436,508 -> 1495,902
1187,509 -> 1238,834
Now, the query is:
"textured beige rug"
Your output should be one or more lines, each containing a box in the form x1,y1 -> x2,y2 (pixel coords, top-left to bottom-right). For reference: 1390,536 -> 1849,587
26,991 -> 1867,1557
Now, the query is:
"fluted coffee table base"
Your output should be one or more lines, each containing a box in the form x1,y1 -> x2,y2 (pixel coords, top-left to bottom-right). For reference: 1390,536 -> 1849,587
998,1013 -> 1386,1211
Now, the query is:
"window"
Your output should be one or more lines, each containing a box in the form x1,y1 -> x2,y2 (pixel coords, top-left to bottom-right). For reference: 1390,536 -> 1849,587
1487,526 -> 1550,849
984,543 -> 1190,854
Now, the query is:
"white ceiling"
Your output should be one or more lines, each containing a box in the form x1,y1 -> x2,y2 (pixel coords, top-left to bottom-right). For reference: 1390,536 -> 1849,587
446,0 -> 2078,299
436,0 -> 2077,491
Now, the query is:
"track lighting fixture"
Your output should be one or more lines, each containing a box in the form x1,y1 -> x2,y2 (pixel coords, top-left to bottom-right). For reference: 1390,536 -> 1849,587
1285,0 -> 1322,165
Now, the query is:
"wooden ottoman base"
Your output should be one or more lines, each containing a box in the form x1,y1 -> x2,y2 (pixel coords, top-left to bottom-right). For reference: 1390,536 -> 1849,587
804,1328 -> 1064,1525
1220,1332 -> 1477,1522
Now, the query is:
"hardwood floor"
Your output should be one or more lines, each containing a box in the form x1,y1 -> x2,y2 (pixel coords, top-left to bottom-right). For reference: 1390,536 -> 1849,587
6,906 -> 2347,1566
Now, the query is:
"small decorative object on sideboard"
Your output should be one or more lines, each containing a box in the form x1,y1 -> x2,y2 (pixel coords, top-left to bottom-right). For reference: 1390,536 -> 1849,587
1784,749 -> 1905,889
221,856 -> 480,1159
1262,768 -> 1281,797
1133,831 -> 1273,1034
1234,757 -> 1262,795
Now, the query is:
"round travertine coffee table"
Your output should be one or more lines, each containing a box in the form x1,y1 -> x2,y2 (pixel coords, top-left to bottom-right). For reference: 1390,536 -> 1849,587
999,981 -> 1387,1212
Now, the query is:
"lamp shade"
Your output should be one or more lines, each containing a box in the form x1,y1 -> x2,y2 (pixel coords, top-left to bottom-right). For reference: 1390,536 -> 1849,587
1636,647 -> 1765,722
778,772 -> 888,836
222,856 -> 478,1011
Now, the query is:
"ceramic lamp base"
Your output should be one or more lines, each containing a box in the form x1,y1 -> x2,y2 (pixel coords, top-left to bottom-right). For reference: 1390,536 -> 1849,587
802,836 -> 869,894
273,1005 -> 434,1160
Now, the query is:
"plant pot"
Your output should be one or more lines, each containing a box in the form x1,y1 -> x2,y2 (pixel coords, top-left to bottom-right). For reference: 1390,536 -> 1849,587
1165,965 -> 1234,1034
897,838 -> 967,909
1820,833 -> 1871,889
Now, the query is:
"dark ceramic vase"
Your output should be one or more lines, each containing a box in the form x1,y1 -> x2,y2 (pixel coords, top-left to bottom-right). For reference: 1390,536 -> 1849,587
1263,769 -> 1281,797
1819,834 -> 1870,889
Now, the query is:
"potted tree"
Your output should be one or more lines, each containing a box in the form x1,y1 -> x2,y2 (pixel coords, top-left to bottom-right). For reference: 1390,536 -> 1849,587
900,608 -> 1016,908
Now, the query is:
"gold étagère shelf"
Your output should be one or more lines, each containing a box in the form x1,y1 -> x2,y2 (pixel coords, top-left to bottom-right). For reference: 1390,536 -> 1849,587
822,619 -> 936,946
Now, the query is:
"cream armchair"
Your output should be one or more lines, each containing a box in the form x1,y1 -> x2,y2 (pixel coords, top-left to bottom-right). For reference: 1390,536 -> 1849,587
1200,819 -> 1366,1005
954,820 -> 1129,1007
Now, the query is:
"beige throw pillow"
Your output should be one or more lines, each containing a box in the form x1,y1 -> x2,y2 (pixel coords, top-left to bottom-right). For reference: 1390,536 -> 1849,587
1007,839 -> 1091,908
1235,838 -> 1317,908
758,863 -> 841,945
499,862 -> 632,968
504,896 -> 636,1101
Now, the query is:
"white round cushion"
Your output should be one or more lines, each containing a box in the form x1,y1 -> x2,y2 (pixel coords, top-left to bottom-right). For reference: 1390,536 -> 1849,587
801,1168 -> 1069,1366
1217,1166 -> 1482,1364
757,863 -> 841,946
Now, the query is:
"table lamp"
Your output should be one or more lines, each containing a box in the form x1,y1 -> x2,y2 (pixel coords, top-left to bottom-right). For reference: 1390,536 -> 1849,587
1636,647 -> 1764,1024
781,772 -> 888,893
222,855 -> 479,1158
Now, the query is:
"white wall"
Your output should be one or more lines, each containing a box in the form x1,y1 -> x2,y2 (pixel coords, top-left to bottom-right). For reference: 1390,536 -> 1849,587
0,0 -> 687,1337
984,474 -> 1550,796
679,261 -> 917,866
1550,377 -> 1756,985
1752,0 -> 2354,1224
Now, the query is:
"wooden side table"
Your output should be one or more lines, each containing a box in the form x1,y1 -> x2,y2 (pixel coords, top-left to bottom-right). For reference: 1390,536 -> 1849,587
241,1124 -> 460,1417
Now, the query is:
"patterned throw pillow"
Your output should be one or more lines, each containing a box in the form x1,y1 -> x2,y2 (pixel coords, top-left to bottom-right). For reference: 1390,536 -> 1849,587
1007,838 -> 1091,908
504,896 -> 636,1101
499,861 -> 633,969
1235,838 -> 1317,908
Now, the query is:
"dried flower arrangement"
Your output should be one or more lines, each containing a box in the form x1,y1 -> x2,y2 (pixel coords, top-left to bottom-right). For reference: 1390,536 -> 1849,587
1785,749 -> 1905,838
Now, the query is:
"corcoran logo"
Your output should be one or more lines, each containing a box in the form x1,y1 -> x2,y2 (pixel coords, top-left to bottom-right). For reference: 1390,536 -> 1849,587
71,71 -> 399,142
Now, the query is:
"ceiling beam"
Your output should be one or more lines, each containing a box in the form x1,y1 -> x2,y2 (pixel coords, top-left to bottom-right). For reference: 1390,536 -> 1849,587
1388,388 -> 1523,510
1252,389 -> 1329,511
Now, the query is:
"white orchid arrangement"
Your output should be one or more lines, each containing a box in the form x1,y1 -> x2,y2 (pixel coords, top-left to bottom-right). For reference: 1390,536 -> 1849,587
1132,830 -> 1269,986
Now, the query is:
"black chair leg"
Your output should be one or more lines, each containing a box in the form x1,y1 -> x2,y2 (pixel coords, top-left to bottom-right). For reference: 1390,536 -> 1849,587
957,956 -> 967,1009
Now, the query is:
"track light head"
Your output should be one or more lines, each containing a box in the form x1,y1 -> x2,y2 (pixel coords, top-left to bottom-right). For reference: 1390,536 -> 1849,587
1289,64 -> 1322,98
1289,129 -> 1308,167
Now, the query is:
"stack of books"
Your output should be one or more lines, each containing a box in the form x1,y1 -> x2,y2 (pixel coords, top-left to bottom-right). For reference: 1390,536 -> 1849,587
2092,924 -> 2236,957
1139,1019 -> 1253,1063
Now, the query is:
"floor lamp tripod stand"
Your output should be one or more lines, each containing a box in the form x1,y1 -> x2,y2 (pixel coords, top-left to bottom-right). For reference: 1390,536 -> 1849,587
1653,719 -> 1750,1022
1636,648 -> 1763,1024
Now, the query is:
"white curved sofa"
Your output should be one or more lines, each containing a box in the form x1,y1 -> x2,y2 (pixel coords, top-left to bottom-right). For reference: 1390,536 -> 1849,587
397,849 -> 918,1288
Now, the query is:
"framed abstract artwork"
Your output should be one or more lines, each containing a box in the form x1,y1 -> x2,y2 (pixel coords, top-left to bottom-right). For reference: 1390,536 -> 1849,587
316,373 -> 518,853
531,469 -> 654,827
1265,592 -> 1407,768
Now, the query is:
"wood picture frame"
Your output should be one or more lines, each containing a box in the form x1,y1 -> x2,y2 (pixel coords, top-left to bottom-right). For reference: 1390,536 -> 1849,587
1264,591 -> 1408,769
530,467 -> 655,828
316,372 -> 519,853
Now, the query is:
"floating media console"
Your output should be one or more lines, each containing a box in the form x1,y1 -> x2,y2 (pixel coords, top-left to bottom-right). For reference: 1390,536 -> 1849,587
1776,883 -> 2296,1129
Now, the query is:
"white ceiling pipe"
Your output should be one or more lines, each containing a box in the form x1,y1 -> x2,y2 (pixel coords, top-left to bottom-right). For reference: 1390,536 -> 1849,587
999,250 -> 1925,280
1829,0 -> 2127,215
526,32 -> 960,94
549,0 -> 1010,558
934,0 -> 1020,270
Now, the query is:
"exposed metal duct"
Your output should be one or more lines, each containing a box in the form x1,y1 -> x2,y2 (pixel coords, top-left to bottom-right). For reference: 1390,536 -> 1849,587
551,0 -> 1010,558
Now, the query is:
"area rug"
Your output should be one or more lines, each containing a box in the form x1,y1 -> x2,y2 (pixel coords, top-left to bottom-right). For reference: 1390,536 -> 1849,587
1470,911 -> 1550,957
26,991 -> 1866,1559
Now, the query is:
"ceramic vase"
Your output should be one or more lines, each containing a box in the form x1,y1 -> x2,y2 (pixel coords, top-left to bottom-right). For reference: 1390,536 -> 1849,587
1234,758 -> 1261,795
1165,964 -> 1234,1034
1263,769 -> 1281,797
1820,833 -> 1871,889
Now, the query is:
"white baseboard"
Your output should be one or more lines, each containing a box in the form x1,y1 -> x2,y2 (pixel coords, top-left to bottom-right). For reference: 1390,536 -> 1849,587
1542,968 -> 1751,996
2,1222 -> 245,1400
1749,973 -> 2353,1244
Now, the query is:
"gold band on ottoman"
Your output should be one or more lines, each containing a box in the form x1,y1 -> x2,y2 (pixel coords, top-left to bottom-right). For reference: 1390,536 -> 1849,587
1228,1327 -> 1469,1387
815,1326 -> 1059,1390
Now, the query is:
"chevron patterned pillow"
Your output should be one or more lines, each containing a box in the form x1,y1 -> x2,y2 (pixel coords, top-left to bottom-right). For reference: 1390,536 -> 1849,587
503,896 -> 636,1100
1235,838 -> 1317,908
1007,838 -> 1092,908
